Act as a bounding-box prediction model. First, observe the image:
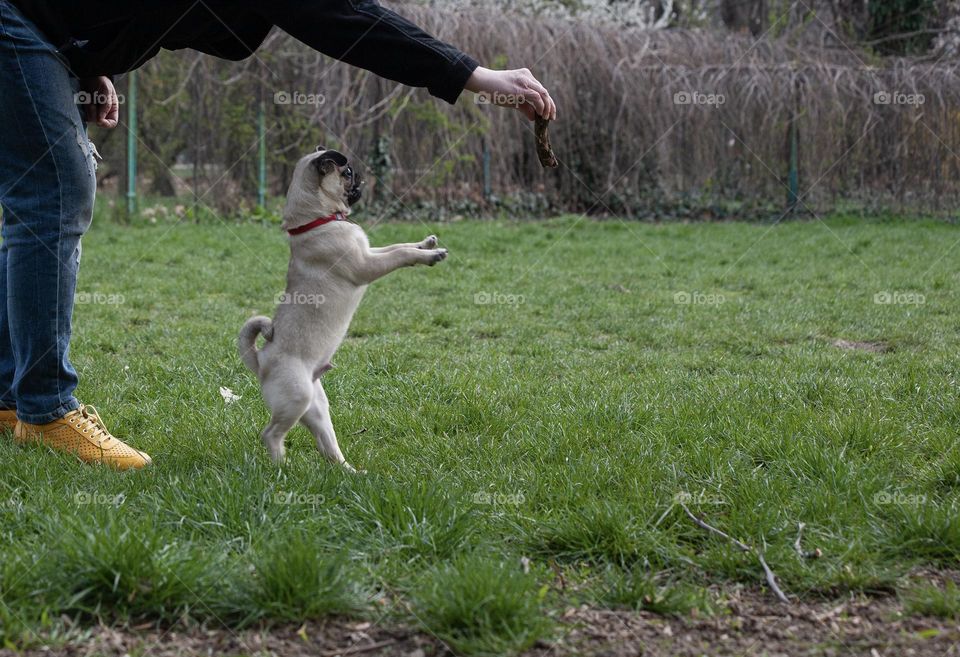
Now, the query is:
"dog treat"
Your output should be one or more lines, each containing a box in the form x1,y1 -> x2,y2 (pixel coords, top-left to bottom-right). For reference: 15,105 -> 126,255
535,115 -> 559,169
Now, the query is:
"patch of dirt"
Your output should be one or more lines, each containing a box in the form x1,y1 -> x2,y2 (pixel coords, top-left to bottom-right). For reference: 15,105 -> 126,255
831,338 -> 891,353
531,589 -> 960,657
3,592 -> 959,657
2,619 -> 438,657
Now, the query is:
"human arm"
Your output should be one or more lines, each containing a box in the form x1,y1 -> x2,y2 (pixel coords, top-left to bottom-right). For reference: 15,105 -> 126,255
265,0 -> 479,104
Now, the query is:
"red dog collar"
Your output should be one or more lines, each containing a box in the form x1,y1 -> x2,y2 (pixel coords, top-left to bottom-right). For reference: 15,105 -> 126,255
287,212 -> 344,236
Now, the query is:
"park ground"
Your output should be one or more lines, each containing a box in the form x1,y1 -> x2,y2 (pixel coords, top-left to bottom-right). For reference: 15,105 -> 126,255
1,212 -> 959,655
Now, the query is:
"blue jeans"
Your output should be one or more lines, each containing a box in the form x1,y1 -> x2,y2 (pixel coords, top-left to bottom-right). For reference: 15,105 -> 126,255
0,0 -> 97,423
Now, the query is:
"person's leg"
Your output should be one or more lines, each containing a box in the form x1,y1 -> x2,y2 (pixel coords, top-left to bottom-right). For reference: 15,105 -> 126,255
0,0 -> 95,424
0,239 -> 16,413
0,1 -> 151,470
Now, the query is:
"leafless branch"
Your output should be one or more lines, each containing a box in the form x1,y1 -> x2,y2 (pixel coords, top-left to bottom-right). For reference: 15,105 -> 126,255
679,502 -> 790,604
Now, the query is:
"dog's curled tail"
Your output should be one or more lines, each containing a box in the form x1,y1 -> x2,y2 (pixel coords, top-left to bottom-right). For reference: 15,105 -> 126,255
238,316 -> 273,375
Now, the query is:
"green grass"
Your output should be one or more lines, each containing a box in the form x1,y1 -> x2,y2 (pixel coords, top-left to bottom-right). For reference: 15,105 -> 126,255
410,554 -> 551,655
902,580 -> 960,619
1,211 -> 959,652
592,565 -> 717,616
237,532 -> 367,624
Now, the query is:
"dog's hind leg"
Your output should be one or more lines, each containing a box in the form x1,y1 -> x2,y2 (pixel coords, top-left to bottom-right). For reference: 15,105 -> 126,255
300,380 -> 354,471
260,371 -> 313,463
261,419 -> 296,463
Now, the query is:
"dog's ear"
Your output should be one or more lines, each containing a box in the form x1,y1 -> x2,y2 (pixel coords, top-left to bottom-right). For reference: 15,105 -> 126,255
314,150 -> 348,175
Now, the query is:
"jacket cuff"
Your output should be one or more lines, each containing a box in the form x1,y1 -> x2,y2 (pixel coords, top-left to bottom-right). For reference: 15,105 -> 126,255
429,53 -> 480,105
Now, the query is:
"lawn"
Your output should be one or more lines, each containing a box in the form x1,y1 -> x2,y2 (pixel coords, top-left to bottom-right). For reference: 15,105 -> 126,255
1,212 -> 959,654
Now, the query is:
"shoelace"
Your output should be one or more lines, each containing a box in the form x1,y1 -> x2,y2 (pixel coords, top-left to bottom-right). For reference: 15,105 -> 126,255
72,404 -> 112,446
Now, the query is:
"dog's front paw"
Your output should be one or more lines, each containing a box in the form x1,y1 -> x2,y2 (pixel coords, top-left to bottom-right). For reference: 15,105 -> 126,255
419,235 -> 438,249
428,248 -> 448,265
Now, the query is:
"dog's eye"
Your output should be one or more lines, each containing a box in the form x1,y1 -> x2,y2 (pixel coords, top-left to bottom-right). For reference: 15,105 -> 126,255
342,167 -> 352,178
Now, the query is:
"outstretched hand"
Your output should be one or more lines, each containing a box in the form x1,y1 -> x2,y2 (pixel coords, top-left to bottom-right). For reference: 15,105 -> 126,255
465,66 -> 557,121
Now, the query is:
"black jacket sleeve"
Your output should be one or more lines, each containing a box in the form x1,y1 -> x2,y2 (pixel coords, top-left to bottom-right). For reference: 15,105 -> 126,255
262,0 -> 479,104
10,0 -> 481,98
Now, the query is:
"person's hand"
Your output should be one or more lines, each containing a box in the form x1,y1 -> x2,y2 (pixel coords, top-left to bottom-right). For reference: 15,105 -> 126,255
465,66 -> 557,121
79,76 -> 119,129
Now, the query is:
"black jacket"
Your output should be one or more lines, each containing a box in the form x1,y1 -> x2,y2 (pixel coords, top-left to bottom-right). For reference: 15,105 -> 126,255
11,0 -> 479,104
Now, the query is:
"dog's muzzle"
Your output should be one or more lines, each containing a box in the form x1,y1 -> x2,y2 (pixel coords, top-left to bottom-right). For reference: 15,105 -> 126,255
346,167 -> 363,206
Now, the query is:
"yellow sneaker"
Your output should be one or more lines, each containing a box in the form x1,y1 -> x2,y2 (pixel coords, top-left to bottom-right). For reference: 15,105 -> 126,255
14,405 -> 152,470
0,409 -> 17,433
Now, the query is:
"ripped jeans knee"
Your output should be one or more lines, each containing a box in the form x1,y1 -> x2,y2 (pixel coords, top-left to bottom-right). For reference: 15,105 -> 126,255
74,123 -> 102,179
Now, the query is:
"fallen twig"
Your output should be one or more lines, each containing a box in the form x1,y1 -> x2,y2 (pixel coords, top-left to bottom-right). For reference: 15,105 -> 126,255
348,427 -> 368,436
321,638 -> 397,657
679,502 -> 790,604
756,553 -> 789,604
793,522 -> 822,560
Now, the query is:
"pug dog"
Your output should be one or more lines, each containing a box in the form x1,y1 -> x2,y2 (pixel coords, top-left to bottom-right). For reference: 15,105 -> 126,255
238,147 -> 447,468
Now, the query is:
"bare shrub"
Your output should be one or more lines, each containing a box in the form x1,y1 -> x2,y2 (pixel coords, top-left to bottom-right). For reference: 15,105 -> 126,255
96,3 -> 960,219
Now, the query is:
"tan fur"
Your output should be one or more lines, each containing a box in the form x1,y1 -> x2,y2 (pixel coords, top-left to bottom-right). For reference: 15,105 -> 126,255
239,149 -> 447,468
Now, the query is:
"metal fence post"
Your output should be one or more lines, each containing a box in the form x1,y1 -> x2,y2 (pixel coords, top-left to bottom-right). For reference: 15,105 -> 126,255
787,118 -> 799,211
482,137 -> 491,201
258,95 -> 267,209
126,70 -> 138,215
786,78 -> 800,213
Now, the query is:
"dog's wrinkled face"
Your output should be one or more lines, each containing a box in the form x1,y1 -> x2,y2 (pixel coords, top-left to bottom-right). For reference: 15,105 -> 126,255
312,146 -> 363,206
